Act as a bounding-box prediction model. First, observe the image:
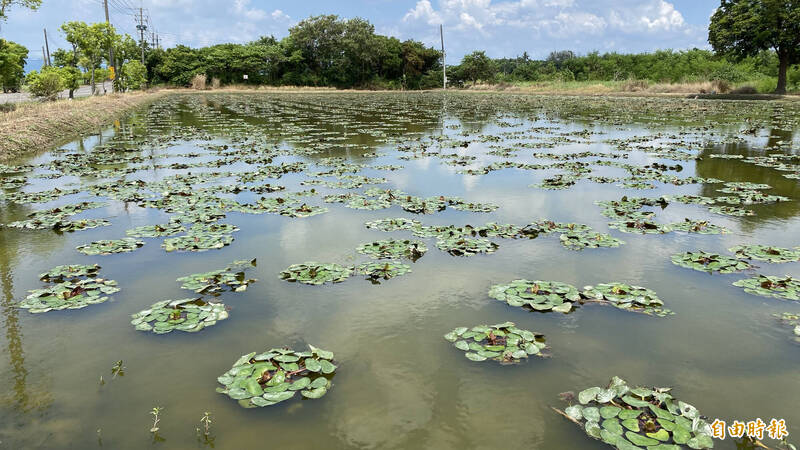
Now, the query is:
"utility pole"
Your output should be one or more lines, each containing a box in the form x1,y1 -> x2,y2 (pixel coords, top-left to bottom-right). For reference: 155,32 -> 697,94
136,7 -> 147,65
103,0 -> 116,92
440,24 -> 446,90
43,29 -> 51,66
41,46 -> 47,67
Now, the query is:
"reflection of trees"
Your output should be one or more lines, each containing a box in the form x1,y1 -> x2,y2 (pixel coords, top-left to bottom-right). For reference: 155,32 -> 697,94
0,206 -> 55,414
696,129 -> 800,230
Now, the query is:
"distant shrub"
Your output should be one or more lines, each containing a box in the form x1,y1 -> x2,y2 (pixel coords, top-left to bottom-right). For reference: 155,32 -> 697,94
621,79 -> 649,92
730,85 -> 758,94
754,78 -> 777,93
191,74 -> 207,90
25,67 -> 66,101
711,79 -> 731,93
122,60 -> 147,91
0,103 -> 16,113
211,77 -> 220,89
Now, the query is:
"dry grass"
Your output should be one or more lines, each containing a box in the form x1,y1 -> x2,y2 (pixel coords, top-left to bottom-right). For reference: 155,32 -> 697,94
191,74 -> 207,90
0,90 -> 165,162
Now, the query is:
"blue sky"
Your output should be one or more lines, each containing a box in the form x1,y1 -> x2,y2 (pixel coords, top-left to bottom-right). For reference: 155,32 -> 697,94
2,0 -> 719,68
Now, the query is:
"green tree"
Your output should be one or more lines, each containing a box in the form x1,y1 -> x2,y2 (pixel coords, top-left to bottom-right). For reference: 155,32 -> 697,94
709,0 -> 800,94
121,60 -> 146,90
459,51 -> 497,83
61,21 -> 114,95
0,0 -> 41,22
0,39 -> 27,92
25,66 -> 65,100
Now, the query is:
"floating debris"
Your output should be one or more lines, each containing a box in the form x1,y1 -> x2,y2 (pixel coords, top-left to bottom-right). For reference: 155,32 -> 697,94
554,376 -> 715,449
131,298 -> 228,334
444,322 -> 548,363
216,346 -> 336,408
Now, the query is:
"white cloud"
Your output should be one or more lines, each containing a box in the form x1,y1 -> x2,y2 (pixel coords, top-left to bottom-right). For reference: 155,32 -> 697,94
271,9 -> 290,21
404,0 -> 442,25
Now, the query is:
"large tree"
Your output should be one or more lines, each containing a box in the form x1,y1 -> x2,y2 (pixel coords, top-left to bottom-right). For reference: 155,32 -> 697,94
0,39 -> 27,92
0,0 -> 41,23
61,21 -> 114,95
709,0 -> 800,94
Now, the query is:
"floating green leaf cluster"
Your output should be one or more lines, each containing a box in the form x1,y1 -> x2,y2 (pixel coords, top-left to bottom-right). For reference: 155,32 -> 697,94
126,222 -> 187,238
582,283 -> 673,317
556,376 -> 715,449
560,231 -> 625,251
216,346 -> 336,408
354,261 -> 411,284
77,238 -> 144,255
163,233 -> 234,252
435,236 -> 499,256
356,239 -> 428,261
608,220 -> 672,235
489,280 -> 580,313
364,217 -> 421,232
39,264 -> 101,282
729,245 -> 800,263
20,265 -> 119,313
775,312 -> 800,343
444,322 -> 548,363
279,262 -> 351,285
131,298 -> 229,334
177,259 -> 257,295
669,219 -> 728,235
733,275 -> 799,301
670,251 -> 751,274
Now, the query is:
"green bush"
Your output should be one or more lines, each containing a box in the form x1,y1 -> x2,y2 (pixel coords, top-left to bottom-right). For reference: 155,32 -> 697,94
25,67 -> 66,100
754,77 -> 778,93
121,60 -> 146,90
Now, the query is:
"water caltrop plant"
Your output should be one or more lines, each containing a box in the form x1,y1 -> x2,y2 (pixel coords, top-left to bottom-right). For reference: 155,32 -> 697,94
216,346 -> 336,408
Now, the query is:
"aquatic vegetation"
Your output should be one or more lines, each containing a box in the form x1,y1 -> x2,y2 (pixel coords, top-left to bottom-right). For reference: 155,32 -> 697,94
77,238 -> 144,255
670,251 -> 752,274
20,277 -> 120,313
279,262 -> 351,285
353,261 -> 411,283
177,259 -> 257,295
356,239 -> 427,261
560,231 -> 624,251
729,245 -> 800,263
216,346 -> 336,408
774,313 -> 800,343
444,322 -> 548,363
733,275 -> 799,301
162,233 -> 234,252
669,219 -> 729,235
608,220 -> 672,235
708,205 -> 755,217
364,217 -> 421,232
39,264 -> 101,282
126,223 -> 187,238
489,280 -> 581,313
6,215 -> 111,232
554,376 -> 715,449
435,236 -> 499,257
448,199 -> 500,213
582,283 -> 673,317
131,298 -> 229,334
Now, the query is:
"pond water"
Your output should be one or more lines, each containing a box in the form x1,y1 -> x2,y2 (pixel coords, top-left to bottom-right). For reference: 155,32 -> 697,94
1,92 -> 799,449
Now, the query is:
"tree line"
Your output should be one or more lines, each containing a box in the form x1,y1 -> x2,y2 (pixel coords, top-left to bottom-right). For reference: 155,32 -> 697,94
0,1 -> 798,97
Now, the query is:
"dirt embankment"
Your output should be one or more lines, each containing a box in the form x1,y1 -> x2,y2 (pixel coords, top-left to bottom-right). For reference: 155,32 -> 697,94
0,90 -> 166,162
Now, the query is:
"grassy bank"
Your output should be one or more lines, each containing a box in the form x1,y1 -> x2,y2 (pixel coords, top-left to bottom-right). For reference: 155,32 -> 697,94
0,90 -> 166,162
467,79 -> 799,96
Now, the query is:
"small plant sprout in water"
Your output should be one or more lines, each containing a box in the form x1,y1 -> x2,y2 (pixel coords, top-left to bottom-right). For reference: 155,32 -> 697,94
150,406 -> 163,433
111,360 -> 125,379
200,412 -> 212,436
